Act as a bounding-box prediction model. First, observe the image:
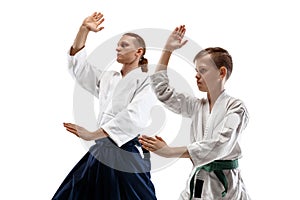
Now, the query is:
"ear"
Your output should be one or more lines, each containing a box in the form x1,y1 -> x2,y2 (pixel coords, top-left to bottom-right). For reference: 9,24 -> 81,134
135,47 -> 144,57
219,66 -> 227,80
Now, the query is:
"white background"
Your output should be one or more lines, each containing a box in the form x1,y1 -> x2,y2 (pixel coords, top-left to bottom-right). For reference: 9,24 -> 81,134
1,0 -> 299,199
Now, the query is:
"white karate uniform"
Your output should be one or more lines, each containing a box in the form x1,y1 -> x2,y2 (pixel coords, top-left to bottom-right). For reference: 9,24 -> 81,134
68,48 -> 157,147
151,70 -> 251,200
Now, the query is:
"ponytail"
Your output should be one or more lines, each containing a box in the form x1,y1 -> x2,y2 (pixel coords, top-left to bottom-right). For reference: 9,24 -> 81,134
139,55 -> 148,72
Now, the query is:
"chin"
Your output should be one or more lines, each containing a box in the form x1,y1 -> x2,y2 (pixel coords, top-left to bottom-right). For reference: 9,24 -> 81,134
198,86 -> 207,92
116,58 -> 123,64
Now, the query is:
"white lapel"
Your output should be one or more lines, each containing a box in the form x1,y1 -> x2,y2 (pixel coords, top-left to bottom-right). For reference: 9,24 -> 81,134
204,91 -> 228,139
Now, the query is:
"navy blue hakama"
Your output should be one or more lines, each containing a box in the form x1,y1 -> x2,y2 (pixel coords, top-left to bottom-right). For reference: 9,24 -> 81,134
52,137 -> 157,200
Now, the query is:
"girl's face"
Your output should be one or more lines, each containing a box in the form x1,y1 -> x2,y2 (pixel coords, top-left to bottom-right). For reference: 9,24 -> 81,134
116,35 -> 140,64
194,54 -> 222,93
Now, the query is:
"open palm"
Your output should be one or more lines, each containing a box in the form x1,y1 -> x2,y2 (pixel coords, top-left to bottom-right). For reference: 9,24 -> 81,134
82,12 -> 105,32
164,25 -> 188,52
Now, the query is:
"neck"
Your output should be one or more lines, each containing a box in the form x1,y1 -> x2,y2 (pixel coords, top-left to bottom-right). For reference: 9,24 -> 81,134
121,62 -> 139,77
207,86 -> 225,112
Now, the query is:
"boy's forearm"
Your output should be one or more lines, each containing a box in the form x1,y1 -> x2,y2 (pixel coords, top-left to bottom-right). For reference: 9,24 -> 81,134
166,146 -> 190,158
155,50 -> 172,72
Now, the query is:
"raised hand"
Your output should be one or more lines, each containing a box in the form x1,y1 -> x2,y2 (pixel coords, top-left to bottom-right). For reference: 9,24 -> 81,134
82,12 -> 105,32
164,25 -> 188,52
70,12 -> 105,55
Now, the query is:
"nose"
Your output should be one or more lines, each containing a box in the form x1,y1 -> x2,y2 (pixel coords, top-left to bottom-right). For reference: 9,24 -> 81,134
195,72 -> 201,79
116,46 -> 121,52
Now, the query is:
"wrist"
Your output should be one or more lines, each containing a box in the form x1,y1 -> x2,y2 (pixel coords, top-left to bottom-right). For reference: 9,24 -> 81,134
162,49 -> 173,54
93,128 -> 108,140
101,128 -> 109,137
80,24 -> 90,33
162,47 -> 174,54
157,146 -> 172,158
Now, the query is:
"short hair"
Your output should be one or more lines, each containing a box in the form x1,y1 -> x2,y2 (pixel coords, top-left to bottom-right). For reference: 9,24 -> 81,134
193,47 -> 233,79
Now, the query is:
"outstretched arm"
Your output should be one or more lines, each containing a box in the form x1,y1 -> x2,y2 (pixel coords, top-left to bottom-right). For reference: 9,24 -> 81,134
63,123 -> 108,141
70,12 -> 105,56
139,135 -> 190,158
155,25 -> 188,72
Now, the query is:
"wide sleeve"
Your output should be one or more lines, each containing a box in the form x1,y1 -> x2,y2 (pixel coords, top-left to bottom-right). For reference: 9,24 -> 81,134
188,99 -> 249,166
67,47 -> 102,97
150,70 -> 199,118
101,79 -> 157,147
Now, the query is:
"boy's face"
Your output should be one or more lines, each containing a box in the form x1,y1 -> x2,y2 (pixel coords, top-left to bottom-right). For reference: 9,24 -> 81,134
194,54 -> 221,93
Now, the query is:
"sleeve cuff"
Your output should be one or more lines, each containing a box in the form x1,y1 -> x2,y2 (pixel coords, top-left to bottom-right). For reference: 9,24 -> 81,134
67,46 -> 86,60
101,123 -> 133,147
187,143 -> 198,166
150,69 -> 167,79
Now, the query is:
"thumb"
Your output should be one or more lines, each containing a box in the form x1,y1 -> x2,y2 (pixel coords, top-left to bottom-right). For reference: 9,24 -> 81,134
96,26 -> 104,32
180,39 -> 188,48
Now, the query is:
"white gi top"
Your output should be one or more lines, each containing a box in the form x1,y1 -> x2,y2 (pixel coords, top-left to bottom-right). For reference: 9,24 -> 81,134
151,70 -> 251,200
68,48 -> 157,147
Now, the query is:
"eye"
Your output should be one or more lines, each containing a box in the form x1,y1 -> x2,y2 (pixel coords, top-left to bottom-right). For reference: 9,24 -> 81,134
199,69 -> 207,74
196,67 -> 207,74
120,42 -> 129,48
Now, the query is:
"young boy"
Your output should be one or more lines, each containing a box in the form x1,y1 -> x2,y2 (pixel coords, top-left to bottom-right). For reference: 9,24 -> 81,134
139,25 -> 251,199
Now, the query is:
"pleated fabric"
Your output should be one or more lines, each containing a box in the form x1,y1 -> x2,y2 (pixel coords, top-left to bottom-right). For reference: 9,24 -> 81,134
52,137 -> 156,200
